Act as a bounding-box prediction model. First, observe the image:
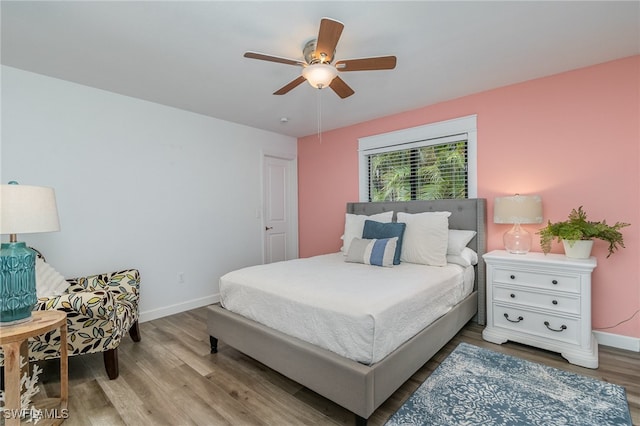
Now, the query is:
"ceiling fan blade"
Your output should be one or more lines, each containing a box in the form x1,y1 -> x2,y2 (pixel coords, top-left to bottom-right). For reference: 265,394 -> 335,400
273,76 -> 307,95
315,18 -> 344,63
244,51 -> 305,67
329,76 -> 355,99
335,56 -> 397,72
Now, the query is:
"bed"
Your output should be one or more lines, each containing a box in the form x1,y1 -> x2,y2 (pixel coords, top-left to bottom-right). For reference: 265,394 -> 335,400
207,199 -> 487,425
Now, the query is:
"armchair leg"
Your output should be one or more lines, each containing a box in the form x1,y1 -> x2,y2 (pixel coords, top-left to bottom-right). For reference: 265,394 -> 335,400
104,348 -> 119,380
129,320 -> 141,342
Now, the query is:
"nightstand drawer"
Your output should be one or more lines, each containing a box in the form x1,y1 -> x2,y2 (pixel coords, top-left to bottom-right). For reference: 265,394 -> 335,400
493,304 -> 580,345
493,286 -> 580,315
494,268 -> 580,293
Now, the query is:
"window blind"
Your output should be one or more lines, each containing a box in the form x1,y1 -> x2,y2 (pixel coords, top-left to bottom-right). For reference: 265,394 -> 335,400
365,135 -> 468,202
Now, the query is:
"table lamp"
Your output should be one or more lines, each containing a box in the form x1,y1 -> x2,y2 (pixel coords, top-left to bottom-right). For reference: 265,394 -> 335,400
1,182 -> 60,324
494,194 -> 542,254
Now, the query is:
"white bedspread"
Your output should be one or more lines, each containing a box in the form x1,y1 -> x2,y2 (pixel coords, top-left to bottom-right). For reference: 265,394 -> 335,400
220,253 -> 474,365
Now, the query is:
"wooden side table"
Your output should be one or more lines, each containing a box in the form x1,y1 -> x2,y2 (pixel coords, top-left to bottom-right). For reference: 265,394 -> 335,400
0,310 -> 68,425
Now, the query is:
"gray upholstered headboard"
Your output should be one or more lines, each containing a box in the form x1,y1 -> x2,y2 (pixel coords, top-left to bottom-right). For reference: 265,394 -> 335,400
346,199 -> 487,325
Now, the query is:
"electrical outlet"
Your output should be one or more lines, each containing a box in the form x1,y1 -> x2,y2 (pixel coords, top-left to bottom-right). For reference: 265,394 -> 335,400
177,272 -> 185,283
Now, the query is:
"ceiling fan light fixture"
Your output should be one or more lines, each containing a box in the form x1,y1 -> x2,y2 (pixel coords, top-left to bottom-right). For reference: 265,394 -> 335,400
244,18 -> 393,98
302,64 -> 338,89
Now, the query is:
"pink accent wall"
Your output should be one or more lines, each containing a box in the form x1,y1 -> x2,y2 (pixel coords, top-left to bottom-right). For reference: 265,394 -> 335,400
298,55 -> 640,339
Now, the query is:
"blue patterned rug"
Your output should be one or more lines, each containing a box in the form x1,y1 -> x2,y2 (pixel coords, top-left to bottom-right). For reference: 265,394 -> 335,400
385,342 -> 631,425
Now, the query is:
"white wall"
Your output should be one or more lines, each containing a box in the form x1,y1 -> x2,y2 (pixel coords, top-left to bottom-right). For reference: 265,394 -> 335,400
1,66 -> 298,322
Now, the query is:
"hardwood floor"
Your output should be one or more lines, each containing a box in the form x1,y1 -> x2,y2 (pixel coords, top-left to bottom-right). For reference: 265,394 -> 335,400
31,307 -> 640,425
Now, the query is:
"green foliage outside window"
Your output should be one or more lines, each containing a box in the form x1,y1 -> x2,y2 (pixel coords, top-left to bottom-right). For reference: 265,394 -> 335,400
369,141 -> 467,201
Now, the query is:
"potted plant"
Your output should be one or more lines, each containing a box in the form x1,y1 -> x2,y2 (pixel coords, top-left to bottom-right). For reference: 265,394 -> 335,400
538,206 -> 630,258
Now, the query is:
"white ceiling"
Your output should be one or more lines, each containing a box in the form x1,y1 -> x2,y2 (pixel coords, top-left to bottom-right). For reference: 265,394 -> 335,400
2,1 -> 638,138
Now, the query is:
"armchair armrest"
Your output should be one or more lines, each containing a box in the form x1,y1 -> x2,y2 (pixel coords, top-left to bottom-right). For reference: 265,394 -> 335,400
67,269 -> 140,301
35,290 -> 116,322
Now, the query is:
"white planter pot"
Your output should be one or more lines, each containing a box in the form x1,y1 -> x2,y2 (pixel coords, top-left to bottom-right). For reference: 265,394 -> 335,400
562,239 -> 594,259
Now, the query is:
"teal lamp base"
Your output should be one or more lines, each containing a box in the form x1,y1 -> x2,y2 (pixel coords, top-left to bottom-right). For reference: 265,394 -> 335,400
0,242 -> 37,324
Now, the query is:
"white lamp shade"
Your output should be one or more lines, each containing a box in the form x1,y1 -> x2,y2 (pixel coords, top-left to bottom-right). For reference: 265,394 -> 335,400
302,64 -> 338,89
0,184 -> 60,235
494,195 -> 543,224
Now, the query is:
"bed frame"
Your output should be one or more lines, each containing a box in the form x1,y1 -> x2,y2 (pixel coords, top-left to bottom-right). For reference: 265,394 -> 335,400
207,199 -> 487,425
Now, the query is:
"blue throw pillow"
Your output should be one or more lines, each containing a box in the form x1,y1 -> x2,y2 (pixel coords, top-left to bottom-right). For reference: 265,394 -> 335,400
362,220 -> 406,265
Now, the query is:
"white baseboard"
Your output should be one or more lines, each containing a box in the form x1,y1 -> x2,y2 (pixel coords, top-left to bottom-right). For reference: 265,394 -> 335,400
594,330 -> 640,352
139,293 -> 220,323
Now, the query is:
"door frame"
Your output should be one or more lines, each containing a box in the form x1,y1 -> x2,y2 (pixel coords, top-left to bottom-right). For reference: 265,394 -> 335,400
261,150 -> 298,263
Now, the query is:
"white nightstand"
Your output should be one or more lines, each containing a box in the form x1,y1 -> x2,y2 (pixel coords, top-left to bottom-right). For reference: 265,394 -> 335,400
482,250 -> 598,368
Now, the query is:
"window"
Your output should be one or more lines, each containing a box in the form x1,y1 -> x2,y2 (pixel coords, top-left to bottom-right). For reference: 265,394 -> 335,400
358,115 -> 477,202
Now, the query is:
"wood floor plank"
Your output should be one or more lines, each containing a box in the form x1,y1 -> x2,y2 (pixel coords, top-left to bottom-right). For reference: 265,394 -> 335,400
72,379 -> 126,426
204,345 -> 337,424
28,308 -> 640,425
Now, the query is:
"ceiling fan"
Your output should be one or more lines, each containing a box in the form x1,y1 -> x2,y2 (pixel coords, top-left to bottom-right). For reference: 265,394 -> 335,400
244,17 -> 397,99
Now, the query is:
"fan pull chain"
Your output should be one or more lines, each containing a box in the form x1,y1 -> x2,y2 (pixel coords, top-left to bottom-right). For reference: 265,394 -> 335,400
316,88 -> 322,142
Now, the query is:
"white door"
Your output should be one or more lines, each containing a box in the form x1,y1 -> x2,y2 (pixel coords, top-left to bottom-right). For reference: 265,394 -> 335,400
263,155 -> 294,263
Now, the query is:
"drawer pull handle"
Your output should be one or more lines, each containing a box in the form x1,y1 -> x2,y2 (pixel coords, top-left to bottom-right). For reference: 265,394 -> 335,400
552,300 -> 558,305
552,279 -> 558,285
504,313 -> 524,323
510,293 -> 516,299
510,275 -> 516,280
544,321 -> 567,332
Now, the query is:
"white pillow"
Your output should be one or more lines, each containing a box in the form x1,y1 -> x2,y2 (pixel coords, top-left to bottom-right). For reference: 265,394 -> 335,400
35,258 -> 70,298
447,247 -> 479,267
447,229 -> 477,255
397,211 -> 451,266
341,211 -> 394,253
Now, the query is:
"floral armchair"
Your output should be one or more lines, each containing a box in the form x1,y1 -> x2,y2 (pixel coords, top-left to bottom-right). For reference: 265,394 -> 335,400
0,268 -> 140,380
